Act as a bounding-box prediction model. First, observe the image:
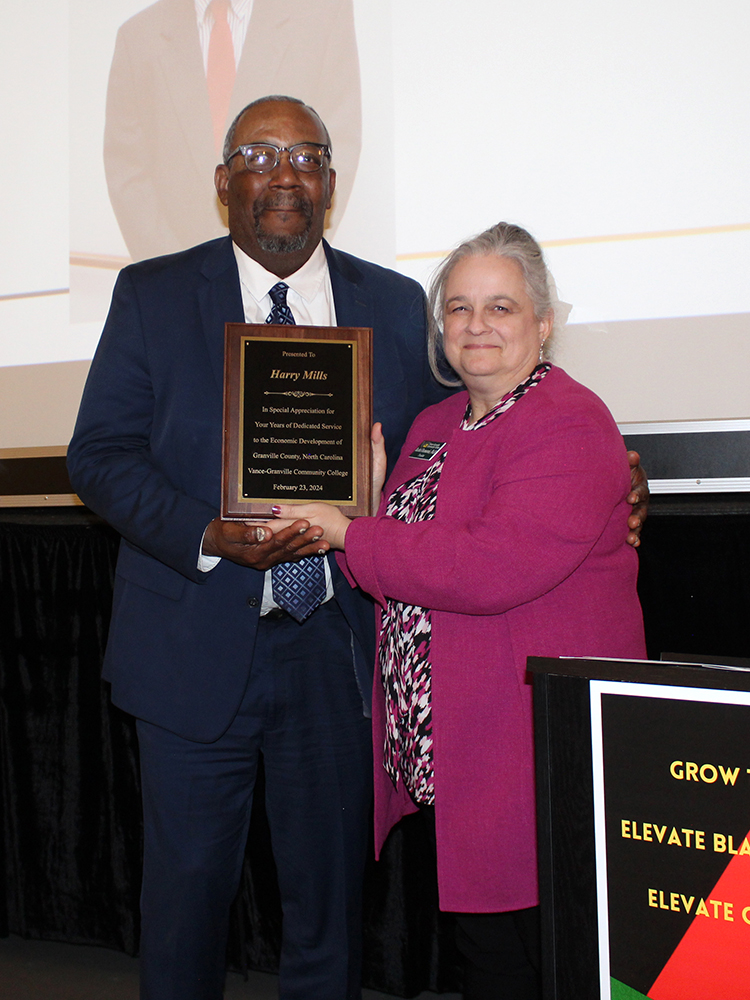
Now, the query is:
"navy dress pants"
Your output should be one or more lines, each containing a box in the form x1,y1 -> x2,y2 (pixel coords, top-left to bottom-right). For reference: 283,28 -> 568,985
136,600 -> 373,1000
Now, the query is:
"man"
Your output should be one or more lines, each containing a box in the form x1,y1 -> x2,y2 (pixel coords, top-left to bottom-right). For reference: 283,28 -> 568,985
68,95 -> 439,1000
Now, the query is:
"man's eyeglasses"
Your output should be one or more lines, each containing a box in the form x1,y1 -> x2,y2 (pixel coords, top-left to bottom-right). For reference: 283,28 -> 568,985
224,143 -> 331,174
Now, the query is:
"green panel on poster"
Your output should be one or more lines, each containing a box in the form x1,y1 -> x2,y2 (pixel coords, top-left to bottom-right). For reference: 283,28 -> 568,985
611,977 -> 649,1000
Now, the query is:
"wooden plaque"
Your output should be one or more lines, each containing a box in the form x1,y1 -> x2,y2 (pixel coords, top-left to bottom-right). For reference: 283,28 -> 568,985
222,323 -> 373,519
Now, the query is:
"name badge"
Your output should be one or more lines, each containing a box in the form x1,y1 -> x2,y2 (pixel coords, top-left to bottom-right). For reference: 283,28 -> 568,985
409,440 -> 446,461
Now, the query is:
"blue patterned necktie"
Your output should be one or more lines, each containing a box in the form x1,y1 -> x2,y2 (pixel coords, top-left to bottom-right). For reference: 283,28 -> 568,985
266,282 -> 327,622
266,281 -> 295,326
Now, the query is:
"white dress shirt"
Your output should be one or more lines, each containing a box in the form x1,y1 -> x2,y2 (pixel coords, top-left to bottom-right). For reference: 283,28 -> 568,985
195,0 -> 254,73
232,240 -> 337,327
199,241 -> 337,614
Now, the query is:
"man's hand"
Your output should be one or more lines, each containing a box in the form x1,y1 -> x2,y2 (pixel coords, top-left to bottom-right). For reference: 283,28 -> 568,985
202,517 -> 330,570
626,450 -> 649,547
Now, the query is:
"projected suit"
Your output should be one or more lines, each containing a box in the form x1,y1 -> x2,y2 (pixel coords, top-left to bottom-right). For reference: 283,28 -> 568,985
104,0 -> 361,261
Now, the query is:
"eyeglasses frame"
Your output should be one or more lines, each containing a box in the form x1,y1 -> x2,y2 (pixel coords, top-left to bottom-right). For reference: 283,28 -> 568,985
224,142 -> 332,174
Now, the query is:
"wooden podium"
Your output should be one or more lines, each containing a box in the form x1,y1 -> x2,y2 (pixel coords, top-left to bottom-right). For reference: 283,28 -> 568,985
530,655 -> 750,1000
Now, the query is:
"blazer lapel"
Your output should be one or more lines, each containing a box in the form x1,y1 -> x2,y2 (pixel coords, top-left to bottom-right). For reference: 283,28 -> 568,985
198,238 -> 244,395
153,0 -> 215,181
324,241 -> 373,329
325,239 -> 402,421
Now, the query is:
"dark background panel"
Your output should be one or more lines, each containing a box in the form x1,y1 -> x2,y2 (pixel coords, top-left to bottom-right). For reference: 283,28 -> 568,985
0,456 -> 73,497
636,499 -> 750,663
622,430 -> 750,482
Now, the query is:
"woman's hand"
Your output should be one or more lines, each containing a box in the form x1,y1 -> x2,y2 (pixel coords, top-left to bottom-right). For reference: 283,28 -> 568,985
268,423 -> 384,549
271,503 -> 352,551
371,422 -> 387,509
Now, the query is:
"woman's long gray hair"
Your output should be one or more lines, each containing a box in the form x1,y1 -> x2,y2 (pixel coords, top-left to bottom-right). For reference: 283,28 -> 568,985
427,222 -> 557,387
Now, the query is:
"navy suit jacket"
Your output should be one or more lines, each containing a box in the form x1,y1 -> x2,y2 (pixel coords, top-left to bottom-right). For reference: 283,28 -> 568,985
68,237 -> 439,742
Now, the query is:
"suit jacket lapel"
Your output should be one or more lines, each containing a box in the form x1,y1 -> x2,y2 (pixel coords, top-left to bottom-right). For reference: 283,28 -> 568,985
154,0 -> 215,181
324,241 -> 373,329
198,237 -> 244,395
325,239 -> 400,414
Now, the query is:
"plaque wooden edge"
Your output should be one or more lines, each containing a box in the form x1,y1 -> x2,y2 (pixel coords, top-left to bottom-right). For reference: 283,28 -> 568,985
221,323 -> 373,520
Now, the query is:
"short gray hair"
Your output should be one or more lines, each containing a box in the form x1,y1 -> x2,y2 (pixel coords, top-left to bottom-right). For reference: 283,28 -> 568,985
222,95 -> 332,165
427,222 -> 555,387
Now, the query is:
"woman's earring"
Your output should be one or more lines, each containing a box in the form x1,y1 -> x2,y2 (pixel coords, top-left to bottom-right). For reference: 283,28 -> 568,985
539,340 -> 546,363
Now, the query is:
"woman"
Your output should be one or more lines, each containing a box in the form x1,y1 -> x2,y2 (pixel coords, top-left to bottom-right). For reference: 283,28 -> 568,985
272,223 -> 646,998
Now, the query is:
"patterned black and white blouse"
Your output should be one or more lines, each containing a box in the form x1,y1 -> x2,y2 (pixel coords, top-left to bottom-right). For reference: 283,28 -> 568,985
379,363 -> 551,805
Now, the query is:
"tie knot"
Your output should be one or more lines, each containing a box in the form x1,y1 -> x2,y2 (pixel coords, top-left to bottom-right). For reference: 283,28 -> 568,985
266,282 -> 295,325
268,282 -> 290,307
209,0 -> 230,20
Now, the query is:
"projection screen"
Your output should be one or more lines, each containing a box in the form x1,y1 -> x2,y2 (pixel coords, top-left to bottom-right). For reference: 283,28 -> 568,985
1,0 -> 748,499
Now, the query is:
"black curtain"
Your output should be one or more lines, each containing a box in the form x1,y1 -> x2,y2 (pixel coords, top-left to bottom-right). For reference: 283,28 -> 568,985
0,513 -> 140,952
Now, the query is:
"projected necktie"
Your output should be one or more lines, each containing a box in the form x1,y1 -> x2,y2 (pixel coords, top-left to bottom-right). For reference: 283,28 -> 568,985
267,283 -> 327,622
207,0 -> 235,155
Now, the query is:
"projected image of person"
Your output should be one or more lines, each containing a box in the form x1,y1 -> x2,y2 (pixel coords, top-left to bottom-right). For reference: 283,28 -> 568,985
272,223 -> 648,1000
104,0 -> 361,261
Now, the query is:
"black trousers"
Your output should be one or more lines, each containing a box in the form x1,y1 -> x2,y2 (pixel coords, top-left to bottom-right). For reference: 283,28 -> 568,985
137,601 -> 373,1000
455,907 -> 541,1000
420,806 -> 542,1000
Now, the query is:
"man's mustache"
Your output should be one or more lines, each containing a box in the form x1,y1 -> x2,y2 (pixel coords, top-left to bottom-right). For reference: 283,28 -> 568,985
253,194 -> 313,220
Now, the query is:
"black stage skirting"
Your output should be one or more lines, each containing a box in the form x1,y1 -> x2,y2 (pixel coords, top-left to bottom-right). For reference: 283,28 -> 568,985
1,500 -> 749,996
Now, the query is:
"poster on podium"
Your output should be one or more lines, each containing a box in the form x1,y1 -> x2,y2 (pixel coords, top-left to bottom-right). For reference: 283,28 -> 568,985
590,682 -> 750,1000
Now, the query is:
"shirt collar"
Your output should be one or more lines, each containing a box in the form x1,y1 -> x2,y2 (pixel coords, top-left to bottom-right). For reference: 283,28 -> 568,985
232,240 -> 330,307
195,0 -> 252,21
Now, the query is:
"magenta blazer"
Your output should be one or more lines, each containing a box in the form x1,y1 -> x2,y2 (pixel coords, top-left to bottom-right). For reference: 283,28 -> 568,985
342,366 -> 646,913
